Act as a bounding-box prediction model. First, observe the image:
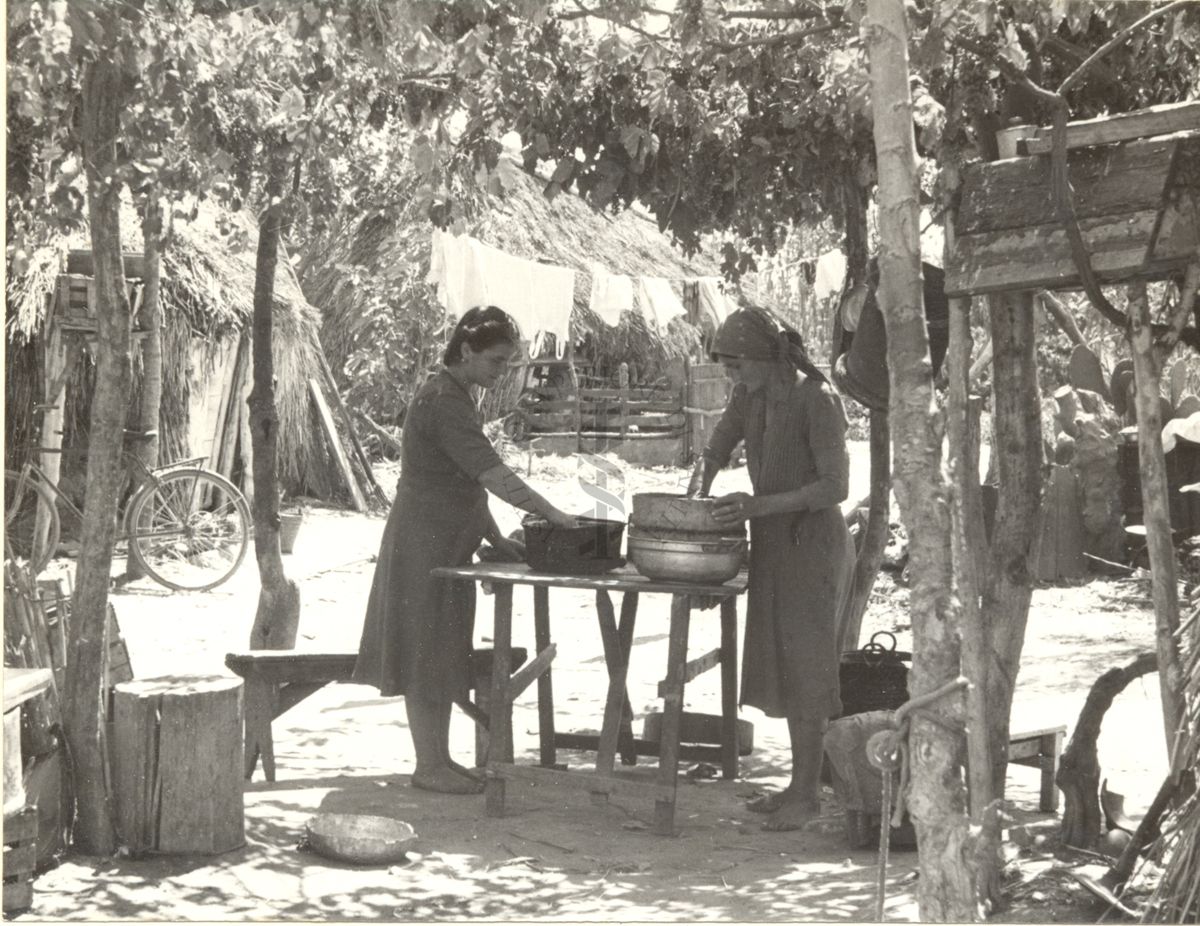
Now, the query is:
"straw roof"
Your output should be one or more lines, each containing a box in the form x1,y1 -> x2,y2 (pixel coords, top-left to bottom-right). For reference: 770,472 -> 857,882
299,163 -> 735,398
5,200 -> 349,501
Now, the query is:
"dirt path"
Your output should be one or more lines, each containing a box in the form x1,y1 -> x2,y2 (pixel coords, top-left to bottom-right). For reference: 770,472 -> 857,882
24,444 -> 1166,921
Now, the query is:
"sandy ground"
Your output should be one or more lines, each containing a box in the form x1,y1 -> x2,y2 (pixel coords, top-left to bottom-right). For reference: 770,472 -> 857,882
19,442 -> 1168,922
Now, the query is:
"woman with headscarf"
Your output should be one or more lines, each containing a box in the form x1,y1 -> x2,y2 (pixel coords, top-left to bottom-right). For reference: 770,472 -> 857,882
687,305 -> 853,831
354,306 -> 577,796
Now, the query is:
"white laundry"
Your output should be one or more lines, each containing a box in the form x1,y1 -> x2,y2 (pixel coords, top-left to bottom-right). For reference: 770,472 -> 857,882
588,266 -> 634,327
634,276 -> 687,330
428,230 -> 575,348
695,277 -> 734,327
814,249 -> 847,300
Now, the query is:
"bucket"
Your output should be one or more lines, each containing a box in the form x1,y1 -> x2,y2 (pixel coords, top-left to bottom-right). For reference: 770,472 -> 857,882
279,512 -> 304,554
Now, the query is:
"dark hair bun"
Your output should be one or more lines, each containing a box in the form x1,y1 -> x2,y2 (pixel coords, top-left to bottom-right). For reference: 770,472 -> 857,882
443,305 -> 521,366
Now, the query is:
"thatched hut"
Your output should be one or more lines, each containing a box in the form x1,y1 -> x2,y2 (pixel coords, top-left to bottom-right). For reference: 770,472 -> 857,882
298,164 -> 738,428
5,202 -> 374,509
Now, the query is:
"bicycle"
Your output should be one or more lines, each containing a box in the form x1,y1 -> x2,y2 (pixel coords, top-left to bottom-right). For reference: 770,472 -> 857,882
4,426 -> 252,592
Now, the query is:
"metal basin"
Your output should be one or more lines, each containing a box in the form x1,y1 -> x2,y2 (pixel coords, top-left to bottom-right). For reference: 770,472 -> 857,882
631,493 -> 744,536
627,529 -> 747,584
304,813 -> 417,865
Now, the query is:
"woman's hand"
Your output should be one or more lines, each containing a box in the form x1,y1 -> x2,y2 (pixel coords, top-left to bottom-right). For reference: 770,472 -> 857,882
492,536 -> 527,563
545,508 -> 580,529
712,491 -> 757,526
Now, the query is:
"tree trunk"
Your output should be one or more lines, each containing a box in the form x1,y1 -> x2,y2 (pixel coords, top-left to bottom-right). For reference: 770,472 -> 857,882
980,291 -> 1042,798
838,165 -> 891,653
1127,281 -> 1185,760
1056,651 -> 1157,848
840,413 -> 890,652
247,158 -> 301,649
63,57 -> 130,855
123,197 -> 163,581
865,2 -> 979,919
944,182 -> 1000,906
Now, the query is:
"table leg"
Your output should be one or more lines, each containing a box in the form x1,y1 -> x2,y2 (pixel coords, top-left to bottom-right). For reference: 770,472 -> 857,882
616,592 -> 639,766
654,594 -> 691,835
595,590 -> 638,775
486,583 -> 514,817
719,596 -> 739,779
533,585 -> 556,768
242,678 -> 276,781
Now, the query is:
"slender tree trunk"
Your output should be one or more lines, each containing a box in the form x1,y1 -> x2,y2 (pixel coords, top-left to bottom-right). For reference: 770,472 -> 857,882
945,181 -> 1000,906
123,197 -> 163,581
865,2 -> 978,918
980,290 -> 1042,797
838,166 -> 891,652
1126,281 -> 1185,760
248,157 -> 300,649
64,57 -> 129,855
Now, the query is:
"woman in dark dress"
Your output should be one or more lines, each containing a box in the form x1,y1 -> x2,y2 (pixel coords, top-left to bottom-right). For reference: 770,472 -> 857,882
353,306 -> 576,795
688,306 -> 853,831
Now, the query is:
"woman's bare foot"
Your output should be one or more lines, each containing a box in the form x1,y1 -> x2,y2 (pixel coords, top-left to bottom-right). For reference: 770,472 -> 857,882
745,789 -> 791,814
762,795 -> 821,832
448,759 -> 485,783
412,765 -> 484,795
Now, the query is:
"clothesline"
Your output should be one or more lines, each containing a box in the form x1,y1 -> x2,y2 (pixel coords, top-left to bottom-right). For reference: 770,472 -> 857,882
427,229 -> 740,348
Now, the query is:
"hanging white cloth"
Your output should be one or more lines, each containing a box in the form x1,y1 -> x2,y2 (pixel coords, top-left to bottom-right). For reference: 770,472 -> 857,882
588,266 -> 634,327
695,277 -> 734,327
428,230 -> 575,349
634,276 -> 687,330
814,249 -> 846,300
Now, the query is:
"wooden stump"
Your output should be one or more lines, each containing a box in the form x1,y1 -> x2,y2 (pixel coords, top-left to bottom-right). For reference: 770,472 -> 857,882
112,675 -> 244,855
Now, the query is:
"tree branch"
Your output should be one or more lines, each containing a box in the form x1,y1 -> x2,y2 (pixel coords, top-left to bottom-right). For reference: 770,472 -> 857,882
712,21 -> 845,52
724,3 -> 839,21
1160,254 -> 1200,356
567,0 -> 668,41
1058,0 -> 1198,96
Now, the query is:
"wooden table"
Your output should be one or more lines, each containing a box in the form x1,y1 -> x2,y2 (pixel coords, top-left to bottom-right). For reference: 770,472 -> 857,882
431,563 -> 749,835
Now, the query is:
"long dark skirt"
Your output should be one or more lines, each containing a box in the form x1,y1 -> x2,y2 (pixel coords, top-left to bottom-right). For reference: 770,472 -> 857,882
741,506 -> 853,720
352,479 -> 489,703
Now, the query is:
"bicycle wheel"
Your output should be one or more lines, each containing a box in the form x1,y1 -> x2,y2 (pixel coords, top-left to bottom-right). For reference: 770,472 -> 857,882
127,468 -> 251,592
4,469 -> 61,577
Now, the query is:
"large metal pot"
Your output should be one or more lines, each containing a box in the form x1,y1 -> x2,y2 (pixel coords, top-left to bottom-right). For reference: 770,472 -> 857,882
631,493 -> 744,536
627,528 -> 747,584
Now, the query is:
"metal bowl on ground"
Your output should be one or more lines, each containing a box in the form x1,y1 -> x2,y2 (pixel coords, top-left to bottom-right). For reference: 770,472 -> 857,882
631,493 -> 744,536
303,814 -> 417,866
627,528 -> 747,584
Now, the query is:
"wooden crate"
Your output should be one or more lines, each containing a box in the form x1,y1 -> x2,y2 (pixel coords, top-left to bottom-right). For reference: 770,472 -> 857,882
3,806 -> 38,914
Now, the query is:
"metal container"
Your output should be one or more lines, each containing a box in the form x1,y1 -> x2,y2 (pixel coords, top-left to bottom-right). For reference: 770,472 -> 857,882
627,528 -> 747,583
522,515 -> 625,574
631,493 -> 744,536
304,813 -> 417,865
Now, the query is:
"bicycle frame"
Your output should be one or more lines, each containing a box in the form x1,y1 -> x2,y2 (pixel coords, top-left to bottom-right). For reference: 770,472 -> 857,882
12,448 -> 210,539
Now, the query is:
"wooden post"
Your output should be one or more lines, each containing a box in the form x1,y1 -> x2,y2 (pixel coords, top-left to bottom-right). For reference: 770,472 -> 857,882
35,323 -> 71,561
1127,280 -> 1185,759
566,323 -> 582,453
533,585 -> 556,768
111,675 -> 244,855
485,584 -> 513,817
654,594 -> 690,835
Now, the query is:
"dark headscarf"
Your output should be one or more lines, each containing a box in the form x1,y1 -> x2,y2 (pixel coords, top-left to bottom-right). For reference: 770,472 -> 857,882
711,306 -> 828,383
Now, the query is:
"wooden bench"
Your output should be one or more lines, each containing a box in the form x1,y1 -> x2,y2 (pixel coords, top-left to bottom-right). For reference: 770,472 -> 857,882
1008,724 -> 1067,813
224,648 -> 526,782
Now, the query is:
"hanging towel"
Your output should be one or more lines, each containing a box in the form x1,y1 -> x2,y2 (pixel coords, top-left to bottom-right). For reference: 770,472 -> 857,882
428,230 -> 575,347
814,249 -> 846,301
634,276 -> 687,330
588,266 -> 634,327
696,277 -> 734,327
